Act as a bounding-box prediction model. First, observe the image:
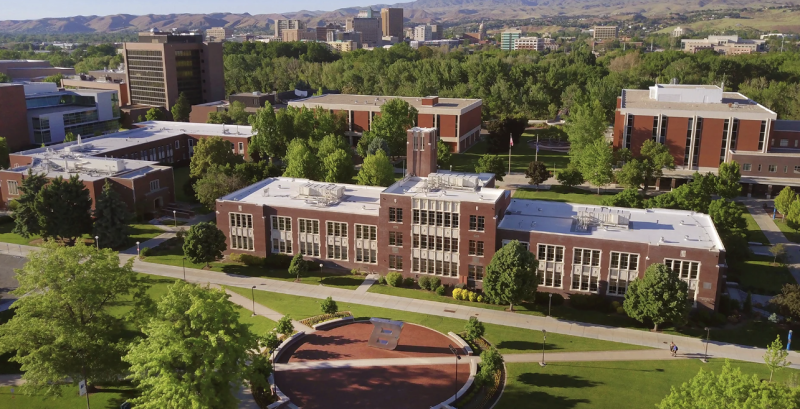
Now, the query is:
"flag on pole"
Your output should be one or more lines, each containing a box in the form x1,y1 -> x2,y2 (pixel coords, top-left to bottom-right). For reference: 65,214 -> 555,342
536,142 -> 539,153
509,135 -> 514,147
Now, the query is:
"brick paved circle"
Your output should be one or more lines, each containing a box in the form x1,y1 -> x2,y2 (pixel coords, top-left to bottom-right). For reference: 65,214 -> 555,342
274,321 -> 471,409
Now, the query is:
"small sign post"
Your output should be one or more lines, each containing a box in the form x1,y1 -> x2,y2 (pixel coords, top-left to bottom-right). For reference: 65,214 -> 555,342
79,380 -> 87,397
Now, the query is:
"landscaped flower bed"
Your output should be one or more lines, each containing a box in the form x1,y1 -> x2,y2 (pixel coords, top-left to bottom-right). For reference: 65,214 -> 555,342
299,311 -> 353,327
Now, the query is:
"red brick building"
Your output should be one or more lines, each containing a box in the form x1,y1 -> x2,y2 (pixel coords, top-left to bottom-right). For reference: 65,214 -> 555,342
217,127 -> 726,310
288,95 -> 483,153
614,84 -> 800,197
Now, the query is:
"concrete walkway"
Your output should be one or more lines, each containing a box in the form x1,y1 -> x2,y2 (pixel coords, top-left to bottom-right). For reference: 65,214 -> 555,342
355,273 -> 379,294
742,199 -> 800,285
503,349 -> 701,363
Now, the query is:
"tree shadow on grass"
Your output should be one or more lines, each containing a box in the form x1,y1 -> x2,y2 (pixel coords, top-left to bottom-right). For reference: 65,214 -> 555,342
501,390 -> 591,409
319,275 -> 363,288
519,373 -> 603,389
496,340 -> 563,352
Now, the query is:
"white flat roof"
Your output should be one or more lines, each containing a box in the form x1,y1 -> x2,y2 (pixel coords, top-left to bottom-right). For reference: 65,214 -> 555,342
288,94 -> 481,114
499,199 -> 724,251
6,156 -> 162,182
382,174 -> 506,204
220,177 -> 385,217
16,121 -> 253,157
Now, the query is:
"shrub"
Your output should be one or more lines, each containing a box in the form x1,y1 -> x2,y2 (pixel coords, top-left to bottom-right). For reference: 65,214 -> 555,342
299,311 -> 353,327
175,228 -> 187,240
428,277 -> 441,291
453,288 -> 463,300
476,348 -> 504,386
435,285 -> 445,296
616,306 -> 625,314
305,261 -> 321,271
418,276 -> 431,290
386,272 -> 403,287
263,331 -> 280,351
464,317 -> 486,341
240,254 -> 265,267
276,316 -> 294,336
229,253 -> 243,263
403,277 -> 415,287
477,295 -> 484,303
378,275 -> 387,285
533,292 -> 565,307
264,254 -> 293,269
569,294 -> 609,311
469,291 -> 478,302
769,313 -> 780,324
320,296 -> 338,314
139,247 -> 150,258
611,301 -> 620,309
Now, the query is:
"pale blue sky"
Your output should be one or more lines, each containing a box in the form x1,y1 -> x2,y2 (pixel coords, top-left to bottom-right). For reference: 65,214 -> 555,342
4,1 -> 372,20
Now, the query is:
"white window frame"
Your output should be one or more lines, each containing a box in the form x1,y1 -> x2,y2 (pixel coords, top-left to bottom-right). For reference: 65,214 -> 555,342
607,252 -> 640,296
238,142 -> 244,154
742,163 -> 752,171
229,212 -> 254,251
149,180 -> 160,192
174,140 -> 180,149
537,244 -> 564,289
571,247 -> 601,293
298,218 -> 320,257
388,254 -> 403,271
665,258 -> 700,302
354,224 -> 377,264
6,180 -> 19,196
271,216 -> 293,255
326,221 -> 348,261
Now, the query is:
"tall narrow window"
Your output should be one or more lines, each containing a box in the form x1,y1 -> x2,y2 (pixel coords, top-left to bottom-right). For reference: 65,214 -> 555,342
537,244 -> 564,288
624,114 -> 633,150
571,248 -> 601,292
692,117 -> 703,166
271,216 -> 292,254
720,119 -> 730,164
730,119 -> 739,150
326,221 -> 348,261
684,118 -> 694,166
659,116 -> 668,144
757,120 -> 767,151
297,218 -> 320,256
608,252 -> 639,295
230,213 -> 254,251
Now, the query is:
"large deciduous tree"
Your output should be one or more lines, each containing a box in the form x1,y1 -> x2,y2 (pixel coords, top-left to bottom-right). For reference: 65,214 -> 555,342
189,136 -> 244,178
0,243 -> 140,394
483,240 -> 538,312
475,154 -> 506,181
716,161 -> 742,199
248,101 -> 280,161
524,161 -> 549,188
615,140 -> 675,195
170,92 -> 191,122
578,139 -> 614,193
321,148 -> 355,183
601,188 -> 644,209
93,181 -> 130,249
565,99 -> 606,159
35,175 -> 93,245
12,171 -> 48,238
194,167 -> 248,207
556,166 -> 585,187
283,138 -> 320,180
356,149 -> 395,187
363,98 -> 417,157
437,139 -> 452,168
775,186 -> 797,218
124,281 -> 269,409
771,284 -> 800,320
183,222 -> 227,267
788,199 -> 800,232
623,263 -> 689,331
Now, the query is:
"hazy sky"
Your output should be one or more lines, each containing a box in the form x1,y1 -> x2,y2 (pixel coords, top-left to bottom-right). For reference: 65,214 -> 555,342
4,1 -> 371,20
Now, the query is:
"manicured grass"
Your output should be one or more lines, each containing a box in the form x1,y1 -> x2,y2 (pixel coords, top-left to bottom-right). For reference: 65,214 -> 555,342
0,220 -> 38,246
0,384 -> 137,409
727,255 -> 795,295
225,286 -> 648,354
449,132 -> 569,176
0,220 -> 162,251
774,218 -> 800,244
513,185 -> 614,205
121,224 -> 166,249
736,203 -> 770,245
498,359 -> 799,409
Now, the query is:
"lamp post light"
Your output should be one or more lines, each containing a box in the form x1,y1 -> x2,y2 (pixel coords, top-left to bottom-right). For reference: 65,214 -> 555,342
539,329 -> 547,367
182,257 -> 187,281
94,236 -> 99,249
702,327 -> 710,363
548,293 -> 553,317
136,241 -> 140,258
251,285 -> 257,316
448,344 -> 462,403
173,210 -> 177,227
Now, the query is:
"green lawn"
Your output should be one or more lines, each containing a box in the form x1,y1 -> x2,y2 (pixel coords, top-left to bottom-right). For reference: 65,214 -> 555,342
727,255 -> 795,296
0,220 -> 162,251
774,218 -> 800,244
226,286 -> 648,355
449,132 -> 570,176
513,185 -> 614,205
736,203 -> 770,245
498,359 -> 798,409
0,384 -> 137,409
0,220 -> 39,246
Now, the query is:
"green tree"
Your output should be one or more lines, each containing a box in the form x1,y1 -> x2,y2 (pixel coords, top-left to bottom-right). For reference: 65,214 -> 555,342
770,243 -> 786,265
321,148 -> 355,183
144,107 -> 164,121
708,199 -> 748,258
437,140 -> 452,168
775,186 -> 797,218
716,161 -> 742,199
317,134 -> 351,160
356,149 -> 395,187
12,171 -> 48,238
194,167 -> 248,208
364,98 -> 418,157
367,137 -> 391,157
556,166 -> 585,187
615,140 -> 675,195
288,253 -> 307,282
475,348 -> 504,386
35,175 -> 93,245
93,181 -> 130,249
0,242 -> 139,394
483,240 -> 538,312
276,316 -> 294,337
63,132 -> 76,143
524,161 -> 549,188
771,284 -> 800,320
578,139 -> 614,193
42,73 -> 63,86
0,72 -> 10,83
475,154 -> 506,182
788,199 -> 800,232
0,137 -> 8,169
601,188 -> 644,208
657,361 -> 800,409
320,296 -> 338,314
764,336 -> 791,382
183,222 -> 227,267
283,138 -> 320,180
565,99 -> 606,159
264,331 -> 281,351
189,136 -> 243,178
248,102 -> 281,161
623,263 -> 689,331
124,281 -> 269,409
464,317 -> 485,342
170,92 -> 191,122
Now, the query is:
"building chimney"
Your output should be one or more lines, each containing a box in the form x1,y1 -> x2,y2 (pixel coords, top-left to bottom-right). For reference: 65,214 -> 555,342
421,96 -> 439,106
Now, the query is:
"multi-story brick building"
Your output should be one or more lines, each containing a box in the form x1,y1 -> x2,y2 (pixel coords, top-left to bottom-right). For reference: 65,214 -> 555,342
217,127 -> 726,310
593,26 -> 619,40
613,84 -> 800,196
288,95 -> 482,153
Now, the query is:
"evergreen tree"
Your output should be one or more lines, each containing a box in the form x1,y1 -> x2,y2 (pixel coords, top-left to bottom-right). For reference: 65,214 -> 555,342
356,149 -> 395,187
35,175 -> 93,245
283,138 -> 320,180
144,107 -> 163,121
623,263 -> 689,331
0,137 -> 8,169
170,92 -> 191,122
483,240 -> 538,311
367,137 -> 391,157
93,181 -> 130,249
12,171 -> 47,238
525,161 -> 549,188
183,222 -> 227,267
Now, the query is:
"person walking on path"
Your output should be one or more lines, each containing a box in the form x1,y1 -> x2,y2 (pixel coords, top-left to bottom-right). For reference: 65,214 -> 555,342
670,342 -> 678,357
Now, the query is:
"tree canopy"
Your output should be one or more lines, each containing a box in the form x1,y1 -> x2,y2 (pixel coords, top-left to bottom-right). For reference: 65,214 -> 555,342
189,136 -> 244,178
475,154 -> 506,182
93,181 -> 130,249
356,149 -> 395,187
34,175 -> 93,245
362,98 -> 418,157
283,138 -> 320,180
483,240 -> 538,311
615,140 -> 675,195
171,92 -> 191,122
183,222 -> 227,267
623,263 -> 689,331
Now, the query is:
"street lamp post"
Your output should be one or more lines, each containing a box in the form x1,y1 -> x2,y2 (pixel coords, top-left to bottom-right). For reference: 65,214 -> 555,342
251,285 -> 257,316
136,241 -> 140,258
548,293 -> 553,317
539,329 -> 547,367
448,344 -> 462,403
173,210 -> 177,227
94,236 -> 99,249
182,257 -> 187,281
702,327 -> 710,363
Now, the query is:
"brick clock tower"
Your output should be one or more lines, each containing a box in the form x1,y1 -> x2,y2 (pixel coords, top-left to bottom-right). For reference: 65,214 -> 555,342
406,127 -> 438,177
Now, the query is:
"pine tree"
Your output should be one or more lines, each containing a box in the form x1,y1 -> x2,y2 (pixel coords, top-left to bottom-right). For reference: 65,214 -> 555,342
170,92 -> 191,122
93,181 -> 131,249
0,137 -> 10,169
34,175 -> 93,245
12,171 -> 48,238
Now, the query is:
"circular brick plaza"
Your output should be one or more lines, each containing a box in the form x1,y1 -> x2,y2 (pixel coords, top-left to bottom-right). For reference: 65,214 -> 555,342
274,321 -> 471,409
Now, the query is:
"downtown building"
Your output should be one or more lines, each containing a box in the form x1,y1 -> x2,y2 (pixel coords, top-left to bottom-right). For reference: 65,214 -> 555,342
217,128 -> 726,310
614,84 -> 800,197
288,95 -> 482,153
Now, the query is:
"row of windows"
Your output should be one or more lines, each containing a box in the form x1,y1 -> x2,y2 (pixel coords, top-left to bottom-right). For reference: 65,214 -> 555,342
468,240 -> 484,257
355,224 -> 377,240
389,207 -> 403,223
742,164 -> 800,174
773,139 -> 800,148
412,257 -> 458,277
412,209 -> 459,227
412,235 -> 458,252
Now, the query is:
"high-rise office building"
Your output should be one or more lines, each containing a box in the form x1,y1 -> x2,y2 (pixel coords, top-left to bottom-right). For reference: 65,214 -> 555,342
413,25 -> 433,41
122,29 -> 225,111
206,27 -> 233,42
430,24 -> 443,40
500,29 -> 522,51
593,26 -> 619,40
381,8 -> 403,38
274,20 -> 305,38
346,17 -> 382,47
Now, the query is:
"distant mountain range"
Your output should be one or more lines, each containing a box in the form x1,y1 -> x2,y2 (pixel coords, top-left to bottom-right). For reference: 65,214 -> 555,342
0,0 -> 788,34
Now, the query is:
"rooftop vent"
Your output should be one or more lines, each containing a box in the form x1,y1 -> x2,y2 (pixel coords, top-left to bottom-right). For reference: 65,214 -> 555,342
297,183 -> 345,207
575,207 -> 631,231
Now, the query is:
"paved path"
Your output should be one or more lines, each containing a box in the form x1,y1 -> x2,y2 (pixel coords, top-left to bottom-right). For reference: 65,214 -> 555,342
742,199 -> 800,284
355,273 -> 379,294
215,284 -> 314,333
503,349 -> 700,363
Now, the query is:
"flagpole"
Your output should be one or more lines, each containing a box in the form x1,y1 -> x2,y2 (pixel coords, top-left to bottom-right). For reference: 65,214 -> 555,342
535,134 -> 539,162
508,133 -> 512,176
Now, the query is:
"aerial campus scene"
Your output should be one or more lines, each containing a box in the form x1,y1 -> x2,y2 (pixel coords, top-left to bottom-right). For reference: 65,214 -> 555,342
1,0 -> 800,408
